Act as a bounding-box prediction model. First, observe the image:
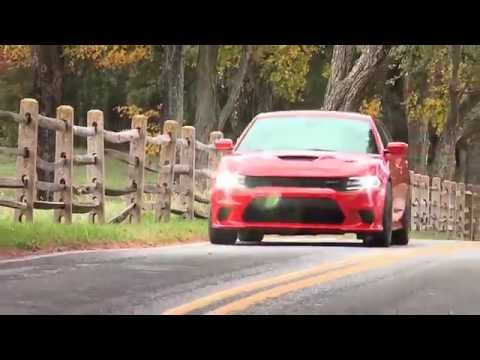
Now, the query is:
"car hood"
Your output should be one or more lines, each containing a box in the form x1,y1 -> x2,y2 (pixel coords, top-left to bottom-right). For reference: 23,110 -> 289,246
219,150 -> 383,178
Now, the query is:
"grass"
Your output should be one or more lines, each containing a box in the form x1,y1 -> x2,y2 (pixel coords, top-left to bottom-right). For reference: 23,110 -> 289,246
0,148 -> 207,254
0,216 -> 207,251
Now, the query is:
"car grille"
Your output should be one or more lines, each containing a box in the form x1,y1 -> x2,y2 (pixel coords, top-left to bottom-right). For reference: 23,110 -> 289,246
245,176 -> 348,190
243,197 -> 345,224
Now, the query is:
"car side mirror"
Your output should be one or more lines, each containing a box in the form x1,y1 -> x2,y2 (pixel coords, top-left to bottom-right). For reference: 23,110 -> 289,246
385,142 -> 408,156
214,138 -> 234,152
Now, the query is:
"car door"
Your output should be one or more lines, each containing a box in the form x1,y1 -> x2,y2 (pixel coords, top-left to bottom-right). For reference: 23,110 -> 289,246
376,122 -> 409,226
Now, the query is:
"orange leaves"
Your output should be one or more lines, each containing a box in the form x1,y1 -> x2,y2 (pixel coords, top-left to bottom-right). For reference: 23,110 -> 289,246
115,104 -> 163,156
0,45 -> 31,68
360,95 -> 382,118
0,45 -> 152,72
64,45 -> 153,70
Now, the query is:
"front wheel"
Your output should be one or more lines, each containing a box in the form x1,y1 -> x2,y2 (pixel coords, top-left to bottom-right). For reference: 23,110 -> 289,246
363,182 -> 393,248
392,192 -> 410,246
209,218 -> 237,245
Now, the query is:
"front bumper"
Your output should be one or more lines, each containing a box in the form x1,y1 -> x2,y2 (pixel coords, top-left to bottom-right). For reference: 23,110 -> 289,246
210,186 -> 386,234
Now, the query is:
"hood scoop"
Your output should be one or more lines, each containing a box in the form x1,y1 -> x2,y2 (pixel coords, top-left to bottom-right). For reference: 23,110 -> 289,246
277,155 -> 318,161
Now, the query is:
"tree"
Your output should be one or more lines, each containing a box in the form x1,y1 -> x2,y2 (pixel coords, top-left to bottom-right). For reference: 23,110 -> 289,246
428,45 -> 463,178
323,45 -> 391,111
163,45 -> 185,122
214,45 -> 322,138
194,45 -> 254,142
32,45 -> 64,197
398,45 -> 480,180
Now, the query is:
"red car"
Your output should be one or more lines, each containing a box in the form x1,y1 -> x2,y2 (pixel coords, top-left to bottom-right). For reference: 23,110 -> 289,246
209,111 -> 410,247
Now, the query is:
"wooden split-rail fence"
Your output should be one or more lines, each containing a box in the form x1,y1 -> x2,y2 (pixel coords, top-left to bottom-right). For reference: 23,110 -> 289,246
2,98 -> 480,241
0,98 -> 223,224
409,171 -> 480,241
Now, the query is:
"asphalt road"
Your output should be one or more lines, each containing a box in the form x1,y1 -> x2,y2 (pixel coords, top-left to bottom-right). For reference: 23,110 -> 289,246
1,237 -> 480,315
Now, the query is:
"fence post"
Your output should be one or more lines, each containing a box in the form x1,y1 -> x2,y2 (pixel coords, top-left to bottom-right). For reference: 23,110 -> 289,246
127,115 -> 147,223
180,126 -> 195,220
87,110 -> 105,224
208,131 -> 223,192
457,182 -> 465,241
15,98 -> 39,223
156,120 -> 179,222
53,105 -> 74,224
430,177 -> 441,234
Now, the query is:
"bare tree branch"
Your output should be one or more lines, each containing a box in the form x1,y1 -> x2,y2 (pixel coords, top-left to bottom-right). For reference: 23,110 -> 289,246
217,45 -> 254,131
323,45 -> 391,111
324,45 -> 356,102
446,45 -> 462,128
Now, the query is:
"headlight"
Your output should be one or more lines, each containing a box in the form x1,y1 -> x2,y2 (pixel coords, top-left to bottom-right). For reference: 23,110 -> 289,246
215,172 -> 245,190
345,176 -> 381,191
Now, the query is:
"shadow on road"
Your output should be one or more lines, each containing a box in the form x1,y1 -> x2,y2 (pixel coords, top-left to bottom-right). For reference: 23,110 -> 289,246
237,241 -> 365,247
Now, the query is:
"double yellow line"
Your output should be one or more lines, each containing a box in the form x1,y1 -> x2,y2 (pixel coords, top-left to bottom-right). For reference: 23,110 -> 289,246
163,242 -> 475,315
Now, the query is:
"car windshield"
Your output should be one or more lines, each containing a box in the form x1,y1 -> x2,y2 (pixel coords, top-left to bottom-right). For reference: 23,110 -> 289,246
236,116 -> 378,154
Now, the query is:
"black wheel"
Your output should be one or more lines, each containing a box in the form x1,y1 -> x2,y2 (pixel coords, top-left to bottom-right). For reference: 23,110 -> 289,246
363,182 -> 393,248
209,218 -> 237,245
238,230 -> 264,243
392,191 -> 410,246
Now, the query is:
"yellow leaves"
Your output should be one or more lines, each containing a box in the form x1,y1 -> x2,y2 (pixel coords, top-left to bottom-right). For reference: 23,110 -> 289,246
0,45 -> 31,68
360,95 -> 382,118
1,45 -> 153,72
406,90 -> 448,133
64,45 -> 152,70
405,46 -> 455,133
115,104 -> 162,156
259,45 -> 320,102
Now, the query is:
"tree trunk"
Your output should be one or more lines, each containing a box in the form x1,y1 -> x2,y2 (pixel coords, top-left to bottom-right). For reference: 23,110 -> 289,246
164,45 -> 184,122
429,46 -> 462,179
32,45 -> 64,200
466,138 -> 480,184
430,131 -> 460,179
324,45 -> 356,102
194,45 -> 219,143
381,60 -> 408,142
455,139 -> 469,183
408,119 -> 430,174
323,45 -> 391,111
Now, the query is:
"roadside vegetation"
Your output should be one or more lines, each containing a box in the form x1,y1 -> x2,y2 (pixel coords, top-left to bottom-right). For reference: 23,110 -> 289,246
3,45 -> 476,255
0,150 -> 207,254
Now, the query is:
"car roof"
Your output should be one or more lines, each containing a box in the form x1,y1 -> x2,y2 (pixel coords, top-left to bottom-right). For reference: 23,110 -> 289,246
255,110 -> 372,121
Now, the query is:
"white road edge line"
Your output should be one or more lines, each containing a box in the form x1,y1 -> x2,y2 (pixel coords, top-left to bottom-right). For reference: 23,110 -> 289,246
0,241 -> 209,265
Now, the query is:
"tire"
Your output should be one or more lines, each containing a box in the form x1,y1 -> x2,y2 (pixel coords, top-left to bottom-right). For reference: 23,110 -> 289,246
363,182 -> 393,248
392,191 -> 410,246
238,230 -> 264,243
209,218 -> 237,245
